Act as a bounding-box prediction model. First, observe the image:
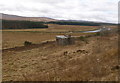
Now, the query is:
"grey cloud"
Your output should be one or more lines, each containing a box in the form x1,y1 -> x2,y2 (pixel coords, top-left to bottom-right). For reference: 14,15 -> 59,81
0,0 -> 119,23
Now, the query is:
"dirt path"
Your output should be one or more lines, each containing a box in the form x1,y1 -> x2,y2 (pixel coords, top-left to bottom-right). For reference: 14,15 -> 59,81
2,41 -> 55,53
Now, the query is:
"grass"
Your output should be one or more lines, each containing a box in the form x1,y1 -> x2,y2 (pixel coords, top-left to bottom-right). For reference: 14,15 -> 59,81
2,31 -> 95,49
2,25 -> 118,81
2,32 -> 118,81
2,25 -> 117,49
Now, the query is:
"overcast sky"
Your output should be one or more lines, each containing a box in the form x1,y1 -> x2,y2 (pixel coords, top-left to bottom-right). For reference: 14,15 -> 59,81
0,0 -> 119,23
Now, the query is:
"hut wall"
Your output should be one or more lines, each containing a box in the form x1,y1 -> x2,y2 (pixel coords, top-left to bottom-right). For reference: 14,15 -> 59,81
56,36 -> 75,46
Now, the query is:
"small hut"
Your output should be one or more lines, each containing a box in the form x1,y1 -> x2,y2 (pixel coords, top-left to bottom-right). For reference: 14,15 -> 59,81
56,35 -> 74,46
100,26 -> 111,36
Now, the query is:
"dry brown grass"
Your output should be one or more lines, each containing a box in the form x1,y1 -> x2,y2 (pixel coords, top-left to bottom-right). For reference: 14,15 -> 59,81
2,24 -> 101,49
2,24 -> 100,32
2,25 -> 117,49
47,24 -> 100,32
2,32 -> 118,81
2,32 -> 57,49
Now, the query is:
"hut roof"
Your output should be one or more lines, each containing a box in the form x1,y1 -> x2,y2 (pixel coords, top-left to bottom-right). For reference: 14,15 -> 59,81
56,35 -> 68,39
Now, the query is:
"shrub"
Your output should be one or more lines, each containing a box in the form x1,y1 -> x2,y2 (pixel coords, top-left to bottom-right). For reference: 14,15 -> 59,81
24,41 -> 32,46
79,36 -> 86,41
85,35 -> 93,38
79,36 -> 89,44
95,32 -> 101,36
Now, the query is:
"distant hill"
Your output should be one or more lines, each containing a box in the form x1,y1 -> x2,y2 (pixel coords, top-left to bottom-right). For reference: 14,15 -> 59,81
48,20 -> 117,26
0,13 -> 117,29
1,13 -> 57,22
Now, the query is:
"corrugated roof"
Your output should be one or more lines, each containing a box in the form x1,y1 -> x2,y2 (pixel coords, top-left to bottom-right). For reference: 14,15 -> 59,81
56,35 -> 68,39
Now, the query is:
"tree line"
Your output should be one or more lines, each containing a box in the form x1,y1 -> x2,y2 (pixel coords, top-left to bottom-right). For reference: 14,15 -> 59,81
2,20 -> 48,29
47,21 -> 116,26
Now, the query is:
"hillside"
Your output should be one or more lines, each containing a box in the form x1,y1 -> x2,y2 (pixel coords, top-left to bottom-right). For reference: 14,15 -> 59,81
2,32 -> 118,81
1,13 -> 57,22
1,13 -> 117,30
1,13 -> 117,26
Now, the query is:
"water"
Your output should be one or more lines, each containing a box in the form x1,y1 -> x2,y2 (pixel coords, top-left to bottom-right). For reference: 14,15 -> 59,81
83,29 -> 102,33
82,28 -> 111,33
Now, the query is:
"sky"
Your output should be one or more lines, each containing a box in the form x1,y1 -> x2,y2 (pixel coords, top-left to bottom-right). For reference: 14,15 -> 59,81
0,0 -> 119,23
